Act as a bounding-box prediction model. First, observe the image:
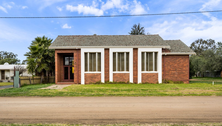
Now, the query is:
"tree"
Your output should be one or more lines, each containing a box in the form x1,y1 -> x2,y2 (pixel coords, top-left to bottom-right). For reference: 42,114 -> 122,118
190,39 -> 216,56
129,23 -> 145,35
25,36 -> 55,77
0,51 -> 20,64
14,65 -> 27,75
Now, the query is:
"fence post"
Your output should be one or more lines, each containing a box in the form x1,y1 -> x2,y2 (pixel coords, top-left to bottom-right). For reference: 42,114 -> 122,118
41,76 -> 42,84
29,77 -> 31,84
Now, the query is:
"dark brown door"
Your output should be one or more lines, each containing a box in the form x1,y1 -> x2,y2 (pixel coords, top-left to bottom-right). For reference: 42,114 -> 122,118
63,56 -> 74,82
1,70 -> 5,80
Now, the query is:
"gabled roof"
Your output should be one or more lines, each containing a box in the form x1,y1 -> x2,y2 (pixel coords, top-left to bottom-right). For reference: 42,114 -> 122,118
0,63 -> 28,70
49,35 -> 170,49
164,40 -> 195,55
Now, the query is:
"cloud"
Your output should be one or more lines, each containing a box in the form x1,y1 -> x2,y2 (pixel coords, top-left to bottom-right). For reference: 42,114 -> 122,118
57,6 -> 62,11
101,0 -> 128,12
66,4 -> 104,16
0,6 -> 7,13
199,0 -> 222,18
22,6 -> 28,9
130,0 -> 147,15
146,16 -> 222,46
62,24 -> 72,29
33,0 -> 66,11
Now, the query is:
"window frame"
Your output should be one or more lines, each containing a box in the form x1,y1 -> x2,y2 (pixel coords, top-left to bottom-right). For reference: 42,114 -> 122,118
113,52 -> 129,72
84,52 -> 101,72
141,52 -> 158,72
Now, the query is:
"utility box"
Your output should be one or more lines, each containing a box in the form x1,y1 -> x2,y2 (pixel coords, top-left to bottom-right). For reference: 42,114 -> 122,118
14,71 -> 20,88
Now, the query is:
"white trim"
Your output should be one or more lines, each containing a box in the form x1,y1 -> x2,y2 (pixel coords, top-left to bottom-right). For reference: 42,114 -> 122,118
113,71 -> 130,73
162,52 -> 196,55
50,46 -> 170,49
138,48 -> 162,84
109,48 -> 133,83
81,48 -> 104,84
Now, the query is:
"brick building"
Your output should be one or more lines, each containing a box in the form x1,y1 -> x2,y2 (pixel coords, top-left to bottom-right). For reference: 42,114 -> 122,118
49,35 -> 195,84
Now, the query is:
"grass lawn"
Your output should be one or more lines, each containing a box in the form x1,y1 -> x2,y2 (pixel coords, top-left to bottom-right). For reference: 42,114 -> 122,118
190,77 -> 222,84
0,82 -> 222,97
0,82 -> 13,86
0,123 -> 222,126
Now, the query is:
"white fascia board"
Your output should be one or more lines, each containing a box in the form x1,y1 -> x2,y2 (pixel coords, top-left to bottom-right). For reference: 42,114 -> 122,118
49,46 -> 171,49
81,48 -> 104,85
162,52 -> 196,55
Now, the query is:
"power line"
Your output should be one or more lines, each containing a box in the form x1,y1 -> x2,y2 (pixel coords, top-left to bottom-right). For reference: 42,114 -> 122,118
0,10 -> 222,19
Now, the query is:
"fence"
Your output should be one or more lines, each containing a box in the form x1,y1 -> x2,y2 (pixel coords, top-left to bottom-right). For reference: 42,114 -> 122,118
20,76 -> 55,85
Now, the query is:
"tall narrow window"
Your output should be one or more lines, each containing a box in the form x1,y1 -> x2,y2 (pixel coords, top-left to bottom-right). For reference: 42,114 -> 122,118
113,52 -> 129,72
141,52 -> 158,72
85,52 -> 101,72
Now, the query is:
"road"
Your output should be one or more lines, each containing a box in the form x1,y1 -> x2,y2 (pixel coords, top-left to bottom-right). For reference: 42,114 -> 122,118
0,97 -> 222,124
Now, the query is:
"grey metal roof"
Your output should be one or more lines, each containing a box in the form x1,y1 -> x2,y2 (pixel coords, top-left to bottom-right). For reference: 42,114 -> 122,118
49,35 -> 170,48
164,40 -> 195,53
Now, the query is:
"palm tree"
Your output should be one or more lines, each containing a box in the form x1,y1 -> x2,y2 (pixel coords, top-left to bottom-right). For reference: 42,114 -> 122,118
129,23 -> 145,35
25,36 -> 54,80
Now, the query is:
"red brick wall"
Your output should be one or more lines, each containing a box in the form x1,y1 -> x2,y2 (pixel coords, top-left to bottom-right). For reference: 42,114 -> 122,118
85,73 -> 101,84
105,49 -> 109,82
162,48 -> 170,53
55,49 -> 81,84
133,48 -> 138,84
162,55 -> 189,83
113,73 -> 129,83
142,73 -> 158,84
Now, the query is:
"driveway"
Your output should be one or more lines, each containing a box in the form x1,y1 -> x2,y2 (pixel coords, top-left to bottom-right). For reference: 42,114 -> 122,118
0,85 -> 13,89
0,97 -> 222,124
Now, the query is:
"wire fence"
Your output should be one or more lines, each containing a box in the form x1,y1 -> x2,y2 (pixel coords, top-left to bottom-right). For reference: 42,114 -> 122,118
20,76 -> 55,85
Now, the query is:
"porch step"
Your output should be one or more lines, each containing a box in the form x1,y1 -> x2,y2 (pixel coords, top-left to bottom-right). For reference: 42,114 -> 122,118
57,82 -> 76,85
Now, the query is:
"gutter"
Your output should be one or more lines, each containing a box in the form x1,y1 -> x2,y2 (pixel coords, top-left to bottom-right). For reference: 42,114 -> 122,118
162,52 -> 196,55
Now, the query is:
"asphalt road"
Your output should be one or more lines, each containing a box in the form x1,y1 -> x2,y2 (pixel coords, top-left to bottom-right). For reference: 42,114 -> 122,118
0,97 -> 222,124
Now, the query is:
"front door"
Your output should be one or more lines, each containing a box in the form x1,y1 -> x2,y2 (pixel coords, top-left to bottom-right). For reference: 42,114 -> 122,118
63,56 -> 74,82
1,70 -> 5,80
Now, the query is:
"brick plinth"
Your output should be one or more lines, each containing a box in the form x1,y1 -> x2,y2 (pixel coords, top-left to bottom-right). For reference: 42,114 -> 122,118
142,73 -> 158,84
113,73 -> 129,83
162,55 -> 189,83
85,73 -> 101,84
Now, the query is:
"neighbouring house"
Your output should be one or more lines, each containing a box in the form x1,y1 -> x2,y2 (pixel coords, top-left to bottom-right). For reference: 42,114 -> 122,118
0,62 -> 32,82
49,34 -> 195,85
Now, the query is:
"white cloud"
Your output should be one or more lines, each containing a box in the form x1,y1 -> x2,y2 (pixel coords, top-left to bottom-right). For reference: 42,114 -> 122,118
62,24 -> 72,29
33,0 -> 66,11
22,6 -> 28,9
57,6 -> 62,11
199,0 -> 222,18
130,0 -> 147,15
0,6 -> 7,13
146,17 -> 222,46
101,0 -> 128,12
66,4 -> 104,16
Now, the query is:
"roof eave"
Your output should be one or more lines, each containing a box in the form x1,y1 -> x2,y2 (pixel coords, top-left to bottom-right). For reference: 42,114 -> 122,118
49,46 -> 171,49
162,52 -> 196,55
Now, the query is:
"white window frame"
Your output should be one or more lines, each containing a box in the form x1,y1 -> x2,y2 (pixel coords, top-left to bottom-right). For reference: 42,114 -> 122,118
109,48 -> 133,83
113,52 -> 129,72
81,48 -> 104,84
141,52 -> 158,72
84,52 -> 101,72
138,48 -> 162,83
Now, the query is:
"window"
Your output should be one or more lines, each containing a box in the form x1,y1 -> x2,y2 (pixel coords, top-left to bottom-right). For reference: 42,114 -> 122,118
64,56 -> 73,66
113,52 -> 129,72
141,52 -> 158,71
85,52 -> 101,72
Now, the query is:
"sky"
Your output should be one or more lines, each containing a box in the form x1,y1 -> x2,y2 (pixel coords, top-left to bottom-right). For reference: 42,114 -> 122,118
0,0 -> 222,62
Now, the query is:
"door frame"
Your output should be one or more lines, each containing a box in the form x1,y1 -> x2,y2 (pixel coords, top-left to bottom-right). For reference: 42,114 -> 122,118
63,55 -> 74,82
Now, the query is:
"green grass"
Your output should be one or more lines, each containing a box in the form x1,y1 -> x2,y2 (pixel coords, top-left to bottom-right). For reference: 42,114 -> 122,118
190,77 -> 222,84
0,82 -> 13,86
0,82 -> 222,97
0,123 -> 222,126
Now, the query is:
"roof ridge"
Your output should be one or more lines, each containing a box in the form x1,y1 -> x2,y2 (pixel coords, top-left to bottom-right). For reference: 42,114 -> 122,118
58,34 -> 160,37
